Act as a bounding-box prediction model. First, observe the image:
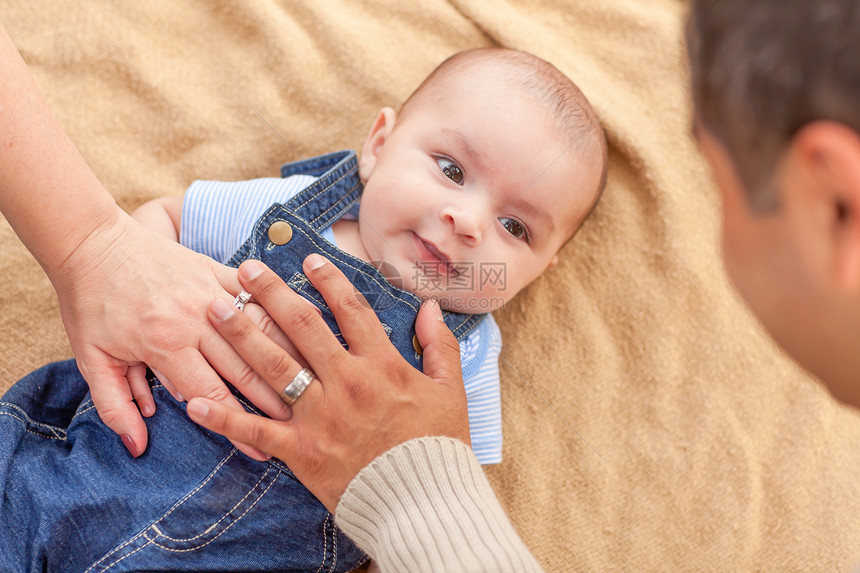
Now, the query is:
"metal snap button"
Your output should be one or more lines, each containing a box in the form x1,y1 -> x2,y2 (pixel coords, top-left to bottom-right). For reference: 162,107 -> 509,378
412,334 -> 424,356
268,221 -> 293,245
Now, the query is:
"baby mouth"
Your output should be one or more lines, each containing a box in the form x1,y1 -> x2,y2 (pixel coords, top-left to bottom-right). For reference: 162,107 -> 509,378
416,235 -> 458,276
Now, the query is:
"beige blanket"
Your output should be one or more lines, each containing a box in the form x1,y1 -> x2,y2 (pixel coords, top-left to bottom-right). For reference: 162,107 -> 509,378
3,1 -> 860,570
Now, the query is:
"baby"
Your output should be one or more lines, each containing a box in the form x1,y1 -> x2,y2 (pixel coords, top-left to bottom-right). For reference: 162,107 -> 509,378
134,47 -> 607,463
0,48 -> 606,572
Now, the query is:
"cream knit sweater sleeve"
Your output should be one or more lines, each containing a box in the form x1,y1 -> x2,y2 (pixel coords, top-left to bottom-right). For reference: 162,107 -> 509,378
335,436 -> 543,572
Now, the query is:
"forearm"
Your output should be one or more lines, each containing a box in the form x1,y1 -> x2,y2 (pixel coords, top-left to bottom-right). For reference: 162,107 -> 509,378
335,437 -> 544,573
0,22 -> 120,279
132,198 -> 181,242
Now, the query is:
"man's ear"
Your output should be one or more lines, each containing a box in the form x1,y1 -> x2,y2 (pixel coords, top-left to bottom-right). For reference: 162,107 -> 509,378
358,107 -> 397,182
791,121 -> 860,290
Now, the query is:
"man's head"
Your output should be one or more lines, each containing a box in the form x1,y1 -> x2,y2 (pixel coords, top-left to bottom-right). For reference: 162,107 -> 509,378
357,48 -> 607,313
688,0 -> 860,406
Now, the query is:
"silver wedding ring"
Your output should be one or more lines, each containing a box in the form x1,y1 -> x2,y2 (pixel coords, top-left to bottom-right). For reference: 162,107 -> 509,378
233,290 -> 252,312
282,368 -> 315,405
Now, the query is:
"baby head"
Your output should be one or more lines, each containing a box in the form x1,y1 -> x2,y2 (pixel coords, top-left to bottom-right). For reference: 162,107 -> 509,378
357,48 -> 607,313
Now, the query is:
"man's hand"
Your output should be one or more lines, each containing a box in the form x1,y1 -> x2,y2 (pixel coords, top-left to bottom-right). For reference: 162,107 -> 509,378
187,255 -> 469,512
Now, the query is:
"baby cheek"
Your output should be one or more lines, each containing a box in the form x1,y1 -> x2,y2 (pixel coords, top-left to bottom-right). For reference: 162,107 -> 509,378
474,288 -> 508,313
476,270 -> 514,308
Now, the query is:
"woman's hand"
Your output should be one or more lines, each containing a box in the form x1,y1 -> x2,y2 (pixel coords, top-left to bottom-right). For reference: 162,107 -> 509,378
53,212 -> 292,459
186,255 -> 469,513
0,24 -> 290,460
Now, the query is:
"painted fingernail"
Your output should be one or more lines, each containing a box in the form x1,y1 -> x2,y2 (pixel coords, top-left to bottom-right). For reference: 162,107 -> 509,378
241,259 -> 264,280
121,434 -> 141,458
305,253 -> 326,270
302,298 -> 323,316
211,298 -> 235,321
151,368 -> 168,386
187,399 -> 209,419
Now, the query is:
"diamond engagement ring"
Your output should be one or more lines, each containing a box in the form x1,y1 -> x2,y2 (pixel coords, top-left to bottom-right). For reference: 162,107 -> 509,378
282,368 -> 315,405
233,290 -> 252,312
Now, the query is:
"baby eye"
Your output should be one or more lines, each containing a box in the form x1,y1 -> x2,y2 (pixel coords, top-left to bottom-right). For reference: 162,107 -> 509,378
436,157 -> 464,185
500,217 -> 528,241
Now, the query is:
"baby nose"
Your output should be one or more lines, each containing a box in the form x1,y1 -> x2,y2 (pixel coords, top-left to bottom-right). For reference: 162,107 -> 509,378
441,205 -> 485,245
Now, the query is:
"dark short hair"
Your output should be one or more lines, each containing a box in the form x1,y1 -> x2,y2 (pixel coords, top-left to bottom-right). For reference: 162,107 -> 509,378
687,0 -> 860,210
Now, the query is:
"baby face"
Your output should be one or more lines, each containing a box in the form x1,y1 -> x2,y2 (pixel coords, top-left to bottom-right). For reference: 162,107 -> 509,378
357,69 -> 597,313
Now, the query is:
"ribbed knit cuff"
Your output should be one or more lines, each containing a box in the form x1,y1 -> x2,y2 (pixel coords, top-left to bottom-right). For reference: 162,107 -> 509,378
334,436 -> 543,573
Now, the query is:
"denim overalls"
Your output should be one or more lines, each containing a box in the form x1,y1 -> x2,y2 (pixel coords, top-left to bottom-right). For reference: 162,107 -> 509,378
0,150 -> 484,572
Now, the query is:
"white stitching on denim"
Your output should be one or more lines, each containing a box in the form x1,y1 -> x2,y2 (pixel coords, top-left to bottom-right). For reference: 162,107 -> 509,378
95,465 -> 281,571
0,404 -> 67,439
283,222 -> 420,312
290,161 -> 358,215
299,175 -> 358,220
85,449 -> 240,572
150,468 -> 270,543
0,384 -> 172,456
331,514 -> 339,573
91,537 -> 156,572
314,514 -> 328,573
146,467 -> 279,552
307,182 -> 361,226
75,403 -> 96,417
314,516 -> 328,573
0,411 -> 66,441
287,273 -> 310,289
288,172 -> 357,225
280,153 -> 359,224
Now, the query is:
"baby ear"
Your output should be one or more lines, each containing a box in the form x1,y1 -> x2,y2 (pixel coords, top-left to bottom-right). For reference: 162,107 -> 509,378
358,107 -> 397,182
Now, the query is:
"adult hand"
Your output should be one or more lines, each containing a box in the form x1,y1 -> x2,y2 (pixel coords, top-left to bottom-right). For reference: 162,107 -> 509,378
0,24 -> 289,460
186,255 -> 469,513
52,211 -> 291,459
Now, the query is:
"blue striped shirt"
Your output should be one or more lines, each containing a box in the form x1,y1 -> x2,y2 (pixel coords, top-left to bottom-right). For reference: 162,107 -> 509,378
180,176 -> 503,464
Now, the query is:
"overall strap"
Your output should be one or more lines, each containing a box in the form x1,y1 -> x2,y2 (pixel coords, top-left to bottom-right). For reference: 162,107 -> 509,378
280,150 -> 362,232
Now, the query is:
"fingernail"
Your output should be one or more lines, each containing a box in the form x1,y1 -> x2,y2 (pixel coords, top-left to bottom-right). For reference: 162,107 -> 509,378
211,298 -> 235,321
187,399 -> 209,419
121,434 -> 141,458
241,259 -> 264,280
425,298 -> 445,322
302,298 -> 323,316
151,368 -> 168,386
175,392 -> 185,402
305,253 -> 326,270
141,403 -> 155,417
